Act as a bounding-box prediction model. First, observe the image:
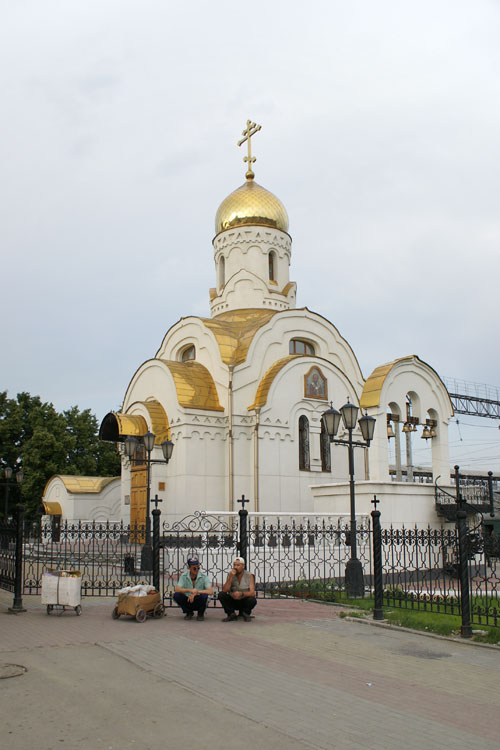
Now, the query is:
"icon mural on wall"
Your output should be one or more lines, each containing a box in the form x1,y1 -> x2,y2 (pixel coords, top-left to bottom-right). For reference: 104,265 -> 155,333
304,366 -> 327,400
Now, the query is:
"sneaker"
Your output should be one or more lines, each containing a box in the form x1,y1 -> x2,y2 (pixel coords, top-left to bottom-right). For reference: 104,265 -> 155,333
222,613 -> 237,622
184,612 -> 194,620
196,613 -> 205,621
242,613 -> 252,622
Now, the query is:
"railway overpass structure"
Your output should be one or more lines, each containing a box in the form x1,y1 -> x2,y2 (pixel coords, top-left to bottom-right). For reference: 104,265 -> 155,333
442,377 -> 500,420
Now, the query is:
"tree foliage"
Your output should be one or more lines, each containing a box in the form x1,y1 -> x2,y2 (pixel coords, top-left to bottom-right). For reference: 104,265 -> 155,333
0,392 -> 120,518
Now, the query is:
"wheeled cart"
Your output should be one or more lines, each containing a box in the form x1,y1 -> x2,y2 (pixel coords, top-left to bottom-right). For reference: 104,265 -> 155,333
112,590 -> 164,623
41,570 -> 82,616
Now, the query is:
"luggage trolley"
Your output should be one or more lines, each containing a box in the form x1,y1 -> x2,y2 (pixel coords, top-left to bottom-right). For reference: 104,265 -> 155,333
42,570 -> 82,616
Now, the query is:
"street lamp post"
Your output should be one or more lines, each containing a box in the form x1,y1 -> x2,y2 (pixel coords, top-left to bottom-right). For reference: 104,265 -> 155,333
321,399 -> 376,597
124,433 -> 174,571
2,466 -> 24,519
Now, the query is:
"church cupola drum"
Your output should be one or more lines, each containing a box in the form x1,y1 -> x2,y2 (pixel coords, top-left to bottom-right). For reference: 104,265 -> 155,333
210,121 -> 297,317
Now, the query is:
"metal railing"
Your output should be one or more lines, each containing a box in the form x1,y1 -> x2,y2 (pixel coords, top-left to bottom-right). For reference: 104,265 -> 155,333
2,476 -> 500,635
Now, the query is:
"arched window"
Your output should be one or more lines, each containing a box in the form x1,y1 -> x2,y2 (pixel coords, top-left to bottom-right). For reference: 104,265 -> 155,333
181,345 -> 195,361
268,251 -> 276,282
321,420 -> 331,472
218,256 -> 225,288
290,339 -> 315,356
299,416 -> 310,471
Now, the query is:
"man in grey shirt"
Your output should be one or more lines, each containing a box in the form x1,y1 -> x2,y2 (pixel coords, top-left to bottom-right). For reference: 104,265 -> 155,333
218,556 -> 257,622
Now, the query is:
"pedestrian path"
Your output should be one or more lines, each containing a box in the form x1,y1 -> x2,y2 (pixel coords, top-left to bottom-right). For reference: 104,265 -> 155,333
1,592 -> 499,749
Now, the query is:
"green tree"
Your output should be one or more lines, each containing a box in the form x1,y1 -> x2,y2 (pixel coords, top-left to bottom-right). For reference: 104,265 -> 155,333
63,406 -> 120,477
0,392 -> 120,518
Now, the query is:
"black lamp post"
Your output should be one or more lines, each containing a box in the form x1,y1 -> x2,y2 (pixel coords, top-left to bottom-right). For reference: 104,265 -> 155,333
322,399 -> 376,597
124,432 -> 174,571
2,466 -> 24,519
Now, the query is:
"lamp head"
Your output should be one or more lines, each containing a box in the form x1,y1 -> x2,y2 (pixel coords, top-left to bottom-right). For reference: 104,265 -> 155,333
321,405 -> 341,440
340,399 -> 358,431
143,431 -> 155,454
161,439 -> 174,462
124,436 -> 138,459
359,413 -> 376,443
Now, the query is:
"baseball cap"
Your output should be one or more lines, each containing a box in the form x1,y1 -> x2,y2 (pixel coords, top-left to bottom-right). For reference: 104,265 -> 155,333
187,557 -> 200,566
233,557 -> 245,564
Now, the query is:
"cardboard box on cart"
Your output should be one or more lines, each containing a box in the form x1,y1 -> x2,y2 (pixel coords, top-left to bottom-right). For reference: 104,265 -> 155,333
113,590 -> 164,622
117,591 -> 160,615
41,570 -> 82,614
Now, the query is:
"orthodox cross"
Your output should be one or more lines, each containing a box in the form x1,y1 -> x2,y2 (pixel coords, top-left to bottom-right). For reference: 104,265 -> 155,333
237,494 -> 249,510
152,494 -> 163,510
237,120 -> 261,179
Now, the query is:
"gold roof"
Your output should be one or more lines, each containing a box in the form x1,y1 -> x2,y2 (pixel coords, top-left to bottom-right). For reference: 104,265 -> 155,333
248,355 -> 299,410
142,400 -> 170,443
99,400 -> 170,445
116,413 -> 148,436
215,178 -> 289,235
360,356 -> 453,411
100,412 -> 148,441
201,309 -> 278,366
43,476 -> 118,497
42,501 -> 62,515
161,360 -> 224,411
359,361 -> 397,409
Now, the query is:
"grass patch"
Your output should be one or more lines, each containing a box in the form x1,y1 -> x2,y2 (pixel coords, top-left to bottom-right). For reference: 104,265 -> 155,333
383,609 -> 460,637
275,580 -> 500,643
339,610 -> 366,619
333,592 -> 500,642
472,628 -> 500,645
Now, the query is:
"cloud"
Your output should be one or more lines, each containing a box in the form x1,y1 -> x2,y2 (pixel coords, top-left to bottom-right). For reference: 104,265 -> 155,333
1,0 -> 499,471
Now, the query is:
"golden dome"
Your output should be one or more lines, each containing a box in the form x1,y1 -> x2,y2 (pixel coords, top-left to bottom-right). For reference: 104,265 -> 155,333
215,178 -> 289,235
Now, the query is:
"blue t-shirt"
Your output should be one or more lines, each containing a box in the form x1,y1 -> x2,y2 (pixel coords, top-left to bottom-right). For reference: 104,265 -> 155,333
177,570 -> 211,591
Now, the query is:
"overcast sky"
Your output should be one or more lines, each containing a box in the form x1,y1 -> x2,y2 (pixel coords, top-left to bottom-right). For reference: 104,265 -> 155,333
1,1 -> 499,471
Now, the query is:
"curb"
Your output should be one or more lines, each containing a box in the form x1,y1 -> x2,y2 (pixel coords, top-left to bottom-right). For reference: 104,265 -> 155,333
342,614 -> 500,650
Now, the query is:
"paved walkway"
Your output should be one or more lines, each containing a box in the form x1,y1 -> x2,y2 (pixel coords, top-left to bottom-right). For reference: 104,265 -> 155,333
1,591 -> 499,749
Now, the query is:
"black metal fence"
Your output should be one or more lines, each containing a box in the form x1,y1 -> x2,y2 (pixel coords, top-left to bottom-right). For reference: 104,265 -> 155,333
245,515 -> 371,601
2,466 -> 499,637
0,518 -> 17,592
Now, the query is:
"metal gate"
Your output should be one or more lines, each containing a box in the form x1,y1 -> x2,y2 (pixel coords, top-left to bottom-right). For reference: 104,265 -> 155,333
160,512 -> 237,606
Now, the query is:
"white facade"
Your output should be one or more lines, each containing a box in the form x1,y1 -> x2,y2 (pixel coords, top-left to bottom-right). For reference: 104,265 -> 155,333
42,475 -> 121,523
98,159 -> 454,528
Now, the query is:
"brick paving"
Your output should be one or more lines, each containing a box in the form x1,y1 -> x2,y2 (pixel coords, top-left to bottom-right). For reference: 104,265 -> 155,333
1,590 -> 499,749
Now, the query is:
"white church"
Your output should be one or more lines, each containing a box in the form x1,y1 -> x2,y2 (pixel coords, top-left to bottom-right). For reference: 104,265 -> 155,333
44,122 -> 454,527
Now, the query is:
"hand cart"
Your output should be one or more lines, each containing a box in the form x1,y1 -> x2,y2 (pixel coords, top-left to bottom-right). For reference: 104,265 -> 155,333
42,570 -> 82,616
112,590 -> 164,623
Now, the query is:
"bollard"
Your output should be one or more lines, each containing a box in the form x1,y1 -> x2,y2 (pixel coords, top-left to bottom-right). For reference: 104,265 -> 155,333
9,504 -> 26,613
454,466 -> 472,638
237,495 -> 249,563
371,496 -> 383,621
152,507 -> 161,593
124,555 -> 135,575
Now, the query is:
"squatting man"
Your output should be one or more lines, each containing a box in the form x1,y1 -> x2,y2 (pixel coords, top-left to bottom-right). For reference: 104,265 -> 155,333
174,556 -> 257,621
218,556 -> 257,622
173,557 -> 213,620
